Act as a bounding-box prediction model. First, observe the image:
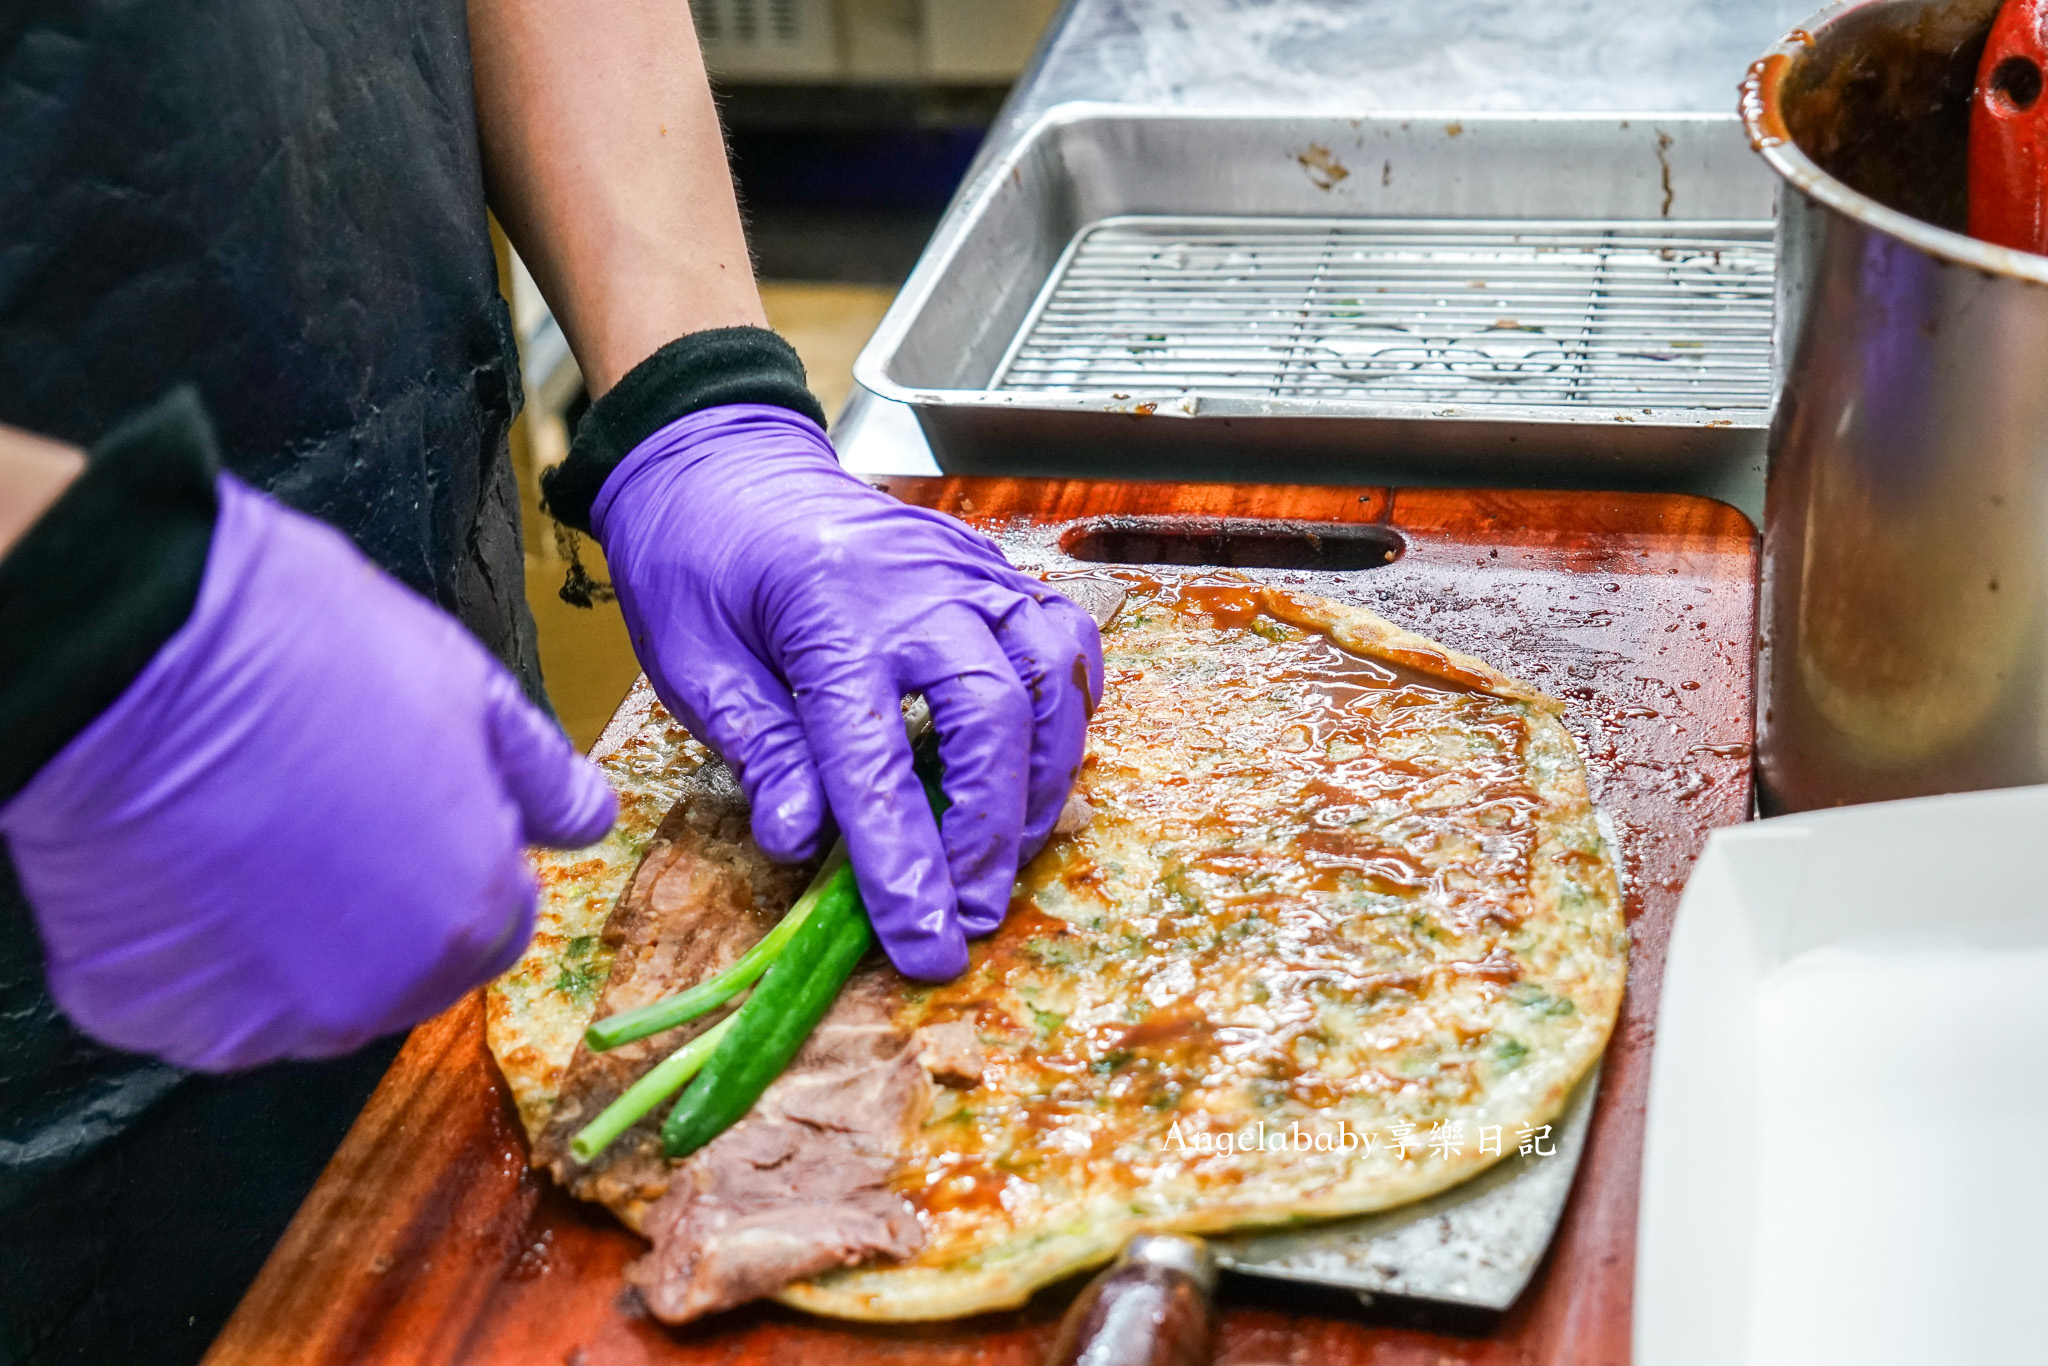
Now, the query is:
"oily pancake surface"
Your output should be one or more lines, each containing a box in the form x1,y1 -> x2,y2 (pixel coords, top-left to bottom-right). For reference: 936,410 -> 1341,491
488,577 -> 1625,1322
783,576 -> 1624,1318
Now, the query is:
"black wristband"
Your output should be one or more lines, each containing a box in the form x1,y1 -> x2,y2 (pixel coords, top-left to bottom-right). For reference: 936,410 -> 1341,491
539,326 -> 827,535
0,389 -> 221,803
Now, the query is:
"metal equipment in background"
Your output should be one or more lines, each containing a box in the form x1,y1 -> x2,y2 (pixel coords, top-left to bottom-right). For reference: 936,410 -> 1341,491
993,218 -> 1772,413
854,110 -> 1780,514
689,0 -> 1060,83
1747,0 -> 2048,813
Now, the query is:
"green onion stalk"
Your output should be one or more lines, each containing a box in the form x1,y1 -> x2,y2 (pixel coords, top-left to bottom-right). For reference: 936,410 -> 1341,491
569,701 -> 941,1164
583,845 -> 849,1053
569,1011 -> 737,1162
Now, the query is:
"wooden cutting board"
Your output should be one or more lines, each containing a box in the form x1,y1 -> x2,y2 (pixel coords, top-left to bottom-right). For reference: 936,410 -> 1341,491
204,479 -> 1754,1366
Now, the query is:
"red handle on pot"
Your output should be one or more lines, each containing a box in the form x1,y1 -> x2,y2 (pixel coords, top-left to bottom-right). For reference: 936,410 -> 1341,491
1971,0 -> 2048,250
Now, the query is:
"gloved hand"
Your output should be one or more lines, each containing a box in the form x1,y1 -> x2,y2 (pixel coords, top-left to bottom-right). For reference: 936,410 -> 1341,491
591,404 -> 1101,981
0,475 -> 616,1072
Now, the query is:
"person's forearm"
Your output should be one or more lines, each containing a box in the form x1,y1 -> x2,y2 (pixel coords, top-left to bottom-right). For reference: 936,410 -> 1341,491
0,426 -> 85,557
467,0 -> 767,397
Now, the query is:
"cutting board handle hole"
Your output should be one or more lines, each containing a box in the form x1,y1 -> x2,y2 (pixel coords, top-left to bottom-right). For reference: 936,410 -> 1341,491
1059,517 -> 1405,572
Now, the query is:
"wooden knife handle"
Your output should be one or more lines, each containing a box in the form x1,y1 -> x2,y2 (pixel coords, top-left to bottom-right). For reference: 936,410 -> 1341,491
1043,1235 -> 1217,1366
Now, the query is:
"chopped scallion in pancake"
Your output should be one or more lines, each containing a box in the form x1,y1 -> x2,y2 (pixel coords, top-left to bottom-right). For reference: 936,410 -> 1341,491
490,577 -> 1625,1322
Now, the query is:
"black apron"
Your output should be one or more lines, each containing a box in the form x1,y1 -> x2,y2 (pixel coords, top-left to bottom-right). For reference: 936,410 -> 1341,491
0,2 -> 540,1359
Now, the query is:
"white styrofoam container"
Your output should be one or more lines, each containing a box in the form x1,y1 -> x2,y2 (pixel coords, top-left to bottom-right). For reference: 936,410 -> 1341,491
1636,785 -> 2048,1365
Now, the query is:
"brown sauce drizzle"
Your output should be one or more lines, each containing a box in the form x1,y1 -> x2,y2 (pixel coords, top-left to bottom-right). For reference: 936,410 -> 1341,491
895,577 -> 1546,1233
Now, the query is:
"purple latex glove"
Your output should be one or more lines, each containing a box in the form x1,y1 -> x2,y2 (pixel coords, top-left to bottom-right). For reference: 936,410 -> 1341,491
591,404 -> 1101,980
0,476 -> 616,1071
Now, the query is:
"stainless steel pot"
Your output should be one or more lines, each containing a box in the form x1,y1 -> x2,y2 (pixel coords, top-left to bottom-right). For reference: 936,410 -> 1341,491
1748,0 -> 2048,812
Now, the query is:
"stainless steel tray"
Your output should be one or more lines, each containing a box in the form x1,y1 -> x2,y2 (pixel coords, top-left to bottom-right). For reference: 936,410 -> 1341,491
854,109 -> 1778,488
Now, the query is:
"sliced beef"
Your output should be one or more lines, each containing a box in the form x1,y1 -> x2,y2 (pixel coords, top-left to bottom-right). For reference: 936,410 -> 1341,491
530,580 -> 1129,1320
533,761 -> 815,1222
624,970 -> 928,1322
914,1019 -> 984,1089
1053,791 -> 1096,837
532,759 -> 930,1319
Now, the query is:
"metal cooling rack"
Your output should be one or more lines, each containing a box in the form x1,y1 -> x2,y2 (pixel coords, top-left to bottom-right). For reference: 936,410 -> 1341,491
990,217 -> 1775,410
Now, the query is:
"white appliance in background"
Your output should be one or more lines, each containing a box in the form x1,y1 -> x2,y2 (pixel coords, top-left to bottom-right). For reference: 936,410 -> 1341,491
689,0 -> 1062,83
1635,784 -> 2048,1365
